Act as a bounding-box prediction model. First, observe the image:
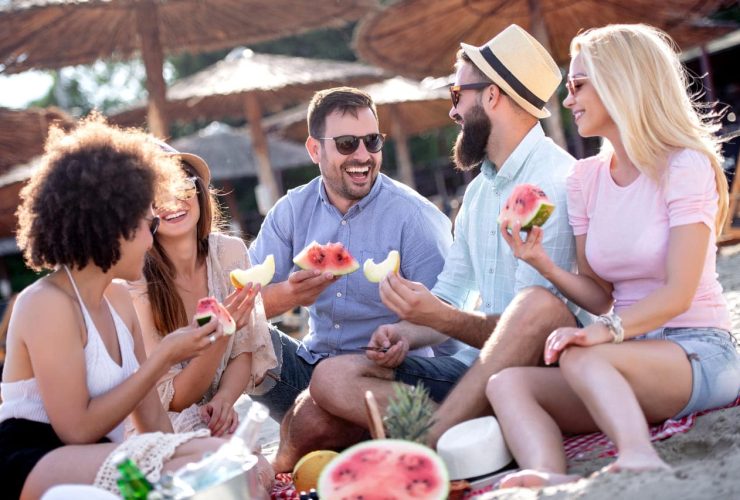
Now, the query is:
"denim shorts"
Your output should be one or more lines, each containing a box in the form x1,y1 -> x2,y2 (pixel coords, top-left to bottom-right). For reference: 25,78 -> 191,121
394,356 -> 470,403
633,327 -> 740,419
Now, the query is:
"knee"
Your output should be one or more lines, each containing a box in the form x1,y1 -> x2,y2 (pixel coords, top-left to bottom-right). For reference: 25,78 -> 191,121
310,355 -> 362,407
558,345 -> 598,378
486,367 -> 527,408
511,286 -> 565,316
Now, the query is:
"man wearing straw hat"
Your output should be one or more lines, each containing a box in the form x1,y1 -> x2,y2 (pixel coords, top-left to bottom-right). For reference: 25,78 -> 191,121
298,24 -> 591,456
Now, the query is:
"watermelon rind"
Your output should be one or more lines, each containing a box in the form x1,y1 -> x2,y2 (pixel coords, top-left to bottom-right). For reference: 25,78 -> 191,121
195,313 -> 212,327
520,201 -> 555,230
317,439 -> 449,499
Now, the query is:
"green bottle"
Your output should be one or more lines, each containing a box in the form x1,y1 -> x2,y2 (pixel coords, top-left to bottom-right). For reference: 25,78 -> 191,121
113,452 -> 153,500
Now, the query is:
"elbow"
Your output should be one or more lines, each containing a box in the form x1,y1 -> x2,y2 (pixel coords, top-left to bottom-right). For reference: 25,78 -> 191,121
56,425 -> 100,445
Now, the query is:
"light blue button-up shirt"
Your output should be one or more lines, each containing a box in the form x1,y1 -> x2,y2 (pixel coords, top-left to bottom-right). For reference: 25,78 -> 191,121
433,124 -> 590,364
249,173 -> 455,364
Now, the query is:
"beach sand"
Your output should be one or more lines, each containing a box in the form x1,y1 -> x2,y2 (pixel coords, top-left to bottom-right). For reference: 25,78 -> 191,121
481,243 -> 740,499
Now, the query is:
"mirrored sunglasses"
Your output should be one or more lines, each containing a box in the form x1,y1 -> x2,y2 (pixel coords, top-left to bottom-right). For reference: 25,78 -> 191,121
449,82 -> 492,108
317,133 -> 386,155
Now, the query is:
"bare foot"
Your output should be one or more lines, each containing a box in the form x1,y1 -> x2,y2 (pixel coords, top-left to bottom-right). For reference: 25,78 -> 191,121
601,451 -> 671,474
498,469 -> 582,489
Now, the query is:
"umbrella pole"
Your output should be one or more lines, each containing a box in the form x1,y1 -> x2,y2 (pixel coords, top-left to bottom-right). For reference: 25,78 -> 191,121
389,105 -> 416,189
527,0 -> 567,150
135,3 -> 168,138
244,93 -> 281,211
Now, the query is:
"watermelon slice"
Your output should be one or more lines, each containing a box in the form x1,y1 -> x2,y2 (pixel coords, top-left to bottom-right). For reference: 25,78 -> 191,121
230,254 -> 275,289
293,241 -> 359,276
363,250 -> 400,283
497,183 -> 555,231
318,439 -> 449,499
194,297 -> 236,335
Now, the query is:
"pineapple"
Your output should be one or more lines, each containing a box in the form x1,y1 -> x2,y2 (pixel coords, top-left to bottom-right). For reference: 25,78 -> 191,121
384,382 -> 436,444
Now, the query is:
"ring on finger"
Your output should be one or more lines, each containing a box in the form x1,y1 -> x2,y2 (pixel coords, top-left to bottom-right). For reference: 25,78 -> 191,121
209,334 -> 216,344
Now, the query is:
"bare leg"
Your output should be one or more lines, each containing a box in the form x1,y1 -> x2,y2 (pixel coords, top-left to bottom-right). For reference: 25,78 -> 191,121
310,355 -> 414,427
22,437 -> 225,499
558,341 -> 690,472
273,389 -> 367,472
428,287 -> 576,446
487,366 -> 596,488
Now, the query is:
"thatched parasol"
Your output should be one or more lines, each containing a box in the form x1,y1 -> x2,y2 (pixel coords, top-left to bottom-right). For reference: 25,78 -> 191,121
0,106 -> 73,175
353,0 -> 734,148
171,122 -> 311,180
111,49 -> 387,208
0,0 -> 379,137
265,76 -> 452,189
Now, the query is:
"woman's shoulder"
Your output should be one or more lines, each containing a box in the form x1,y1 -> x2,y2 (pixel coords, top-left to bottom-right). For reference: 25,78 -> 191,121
667,148 -> 712,172
568,152 -> 610,184
209,232 -> 249,267
11,276 -> 80,341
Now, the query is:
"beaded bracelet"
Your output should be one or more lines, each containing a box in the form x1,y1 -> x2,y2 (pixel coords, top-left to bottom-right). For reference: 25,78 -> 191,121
596,312 -> 624,344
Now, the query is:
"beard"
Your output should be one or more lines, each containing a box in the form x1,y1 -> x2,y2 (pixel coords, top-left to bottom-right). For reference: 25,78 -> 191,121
452,104 -> 491,171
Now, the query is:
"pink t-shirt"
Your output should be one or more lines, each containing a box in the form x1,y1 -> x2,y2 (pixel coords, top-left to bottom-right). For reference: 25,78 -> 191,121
567,149 -> 730,331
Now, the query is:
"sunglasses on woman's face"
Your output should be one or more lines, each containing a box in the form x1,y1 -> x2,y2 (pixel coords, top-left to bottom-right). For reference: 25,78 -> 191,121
449,82 -> 492,108
147,215 -> 160,236
175,177 -> 198,201
566,76 -> 590,96
317,133 -> 386,155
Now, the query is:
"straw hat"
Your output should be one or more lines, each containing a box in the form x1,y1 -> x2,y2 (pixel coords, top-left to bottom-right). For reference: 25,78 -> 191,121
437,416 -> 513,480
461,24 -> 561,119
153,139 -> 212,185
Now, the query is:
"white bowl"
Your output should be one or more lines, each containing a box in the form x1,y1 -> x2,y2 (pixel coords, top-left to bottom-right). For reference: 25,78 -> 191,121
437,416 -> 513,480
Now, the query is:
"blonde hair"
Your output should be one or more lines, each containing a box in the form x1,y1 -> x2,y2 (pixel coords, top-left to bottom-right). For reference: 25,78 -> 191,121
571,24 -> 728,233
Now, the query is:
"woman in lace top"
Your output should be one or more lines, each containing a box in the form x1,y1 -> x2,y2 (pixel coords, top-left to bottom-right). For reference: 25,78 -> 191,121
129,143 -> 277,437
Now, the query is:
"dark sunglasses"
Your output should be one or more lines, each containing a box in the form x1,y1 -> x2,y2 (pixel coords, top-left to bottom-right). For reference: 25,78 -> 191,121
147,216 -> 160,236
317,133 -> 386,155
566,76 -> 590,96
449,82 -> 492,108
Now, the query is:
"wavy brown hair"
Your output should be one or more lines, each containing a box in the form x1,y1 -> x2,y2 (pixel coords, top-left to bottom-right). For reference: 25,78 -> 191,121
143,161 -> 224,335
16,114 -> 182,272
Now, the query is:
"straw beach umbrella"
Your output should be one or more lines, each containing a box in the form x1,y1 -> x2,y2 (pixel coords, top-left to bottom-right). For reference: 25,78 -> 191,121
0,0 -> 379,137
0,106 -> 73,175
111,49 -> 387,209
353,0 -> 733,148
265,76 -> 451,189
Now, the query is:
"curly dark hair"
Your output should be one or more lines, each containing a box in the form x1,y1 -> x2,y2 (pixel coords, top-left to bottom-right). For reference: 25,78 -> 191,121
16,114 -> 183,272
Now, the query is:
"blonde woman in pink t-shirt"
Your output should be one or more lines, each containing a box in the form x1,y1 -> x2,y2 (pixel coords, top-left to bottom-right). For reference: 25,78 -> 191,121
487,24 -> 740,488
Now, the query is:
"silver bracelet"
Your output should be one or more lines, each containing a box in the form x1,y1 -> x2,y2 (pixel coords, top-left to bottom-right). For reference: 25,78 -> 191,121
597,312 -> 624,344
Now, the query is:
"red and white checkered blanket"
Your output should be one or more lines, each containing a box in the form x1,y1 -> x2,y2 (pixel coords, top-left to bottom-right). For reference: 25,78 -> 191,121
270,395 -> 740,499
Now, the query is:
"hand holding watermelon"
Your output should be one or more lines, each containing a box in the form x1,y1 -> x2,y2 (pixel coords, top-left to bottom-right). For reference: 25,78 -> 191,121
157,316 -> 220,365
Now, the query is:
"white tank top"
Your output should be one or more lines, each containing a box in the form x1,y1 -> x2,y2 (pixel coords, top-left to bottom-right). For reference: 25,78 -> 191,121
0,266 -> 139,442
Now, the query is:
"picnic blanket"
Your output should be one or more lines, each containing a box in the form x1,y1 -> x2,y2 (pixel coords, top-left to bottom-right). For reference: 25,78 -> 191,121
269,395 -> 740,499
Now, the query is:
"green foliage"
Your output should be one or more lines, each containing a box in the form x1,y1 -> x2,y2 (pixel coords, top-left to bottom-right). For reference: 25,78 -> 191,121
250,24 -> 357,61
384,382 -> 436,444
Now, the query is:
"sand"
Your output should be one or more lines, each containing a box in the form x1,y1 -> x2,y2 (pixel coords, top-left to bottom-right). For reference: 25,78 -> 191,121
480,243 -> 740,500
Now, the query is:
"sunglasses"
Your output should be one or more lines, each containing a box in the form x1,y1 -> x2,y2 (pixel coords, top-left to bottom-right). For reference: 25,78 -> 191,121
566,76 -> 590,96
449,82 -> 492,108
147,215 -> 160,236
317,133 -> 386,155
175,177 -> 198,201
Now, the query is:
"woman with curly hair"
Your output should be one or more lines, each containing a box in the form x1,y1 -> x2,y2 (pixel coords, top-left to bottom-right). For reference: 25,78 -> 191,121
128,142 -> 276,436
0,116 -> 233,499
490,24 -> 739,488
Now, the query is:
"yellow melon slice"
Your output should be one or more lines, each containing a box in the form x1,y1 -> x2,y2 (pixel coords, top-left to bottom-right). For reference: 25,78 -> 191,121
363,250 -> 400,283
293,450 -> 339,492
230,254 -> 275,289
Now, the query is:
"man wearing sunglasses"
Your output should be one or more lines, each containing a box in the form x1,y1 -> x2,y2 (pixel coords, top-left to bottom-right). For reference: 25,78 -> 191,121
247,87 -> 457,466
301,25 -> 592,453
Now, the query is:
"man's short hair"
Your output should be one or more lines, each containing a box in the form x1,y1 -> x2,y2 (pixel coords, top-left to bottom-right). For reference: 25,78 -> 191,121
455,49 -> 491,83
307,87 -> 378,138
